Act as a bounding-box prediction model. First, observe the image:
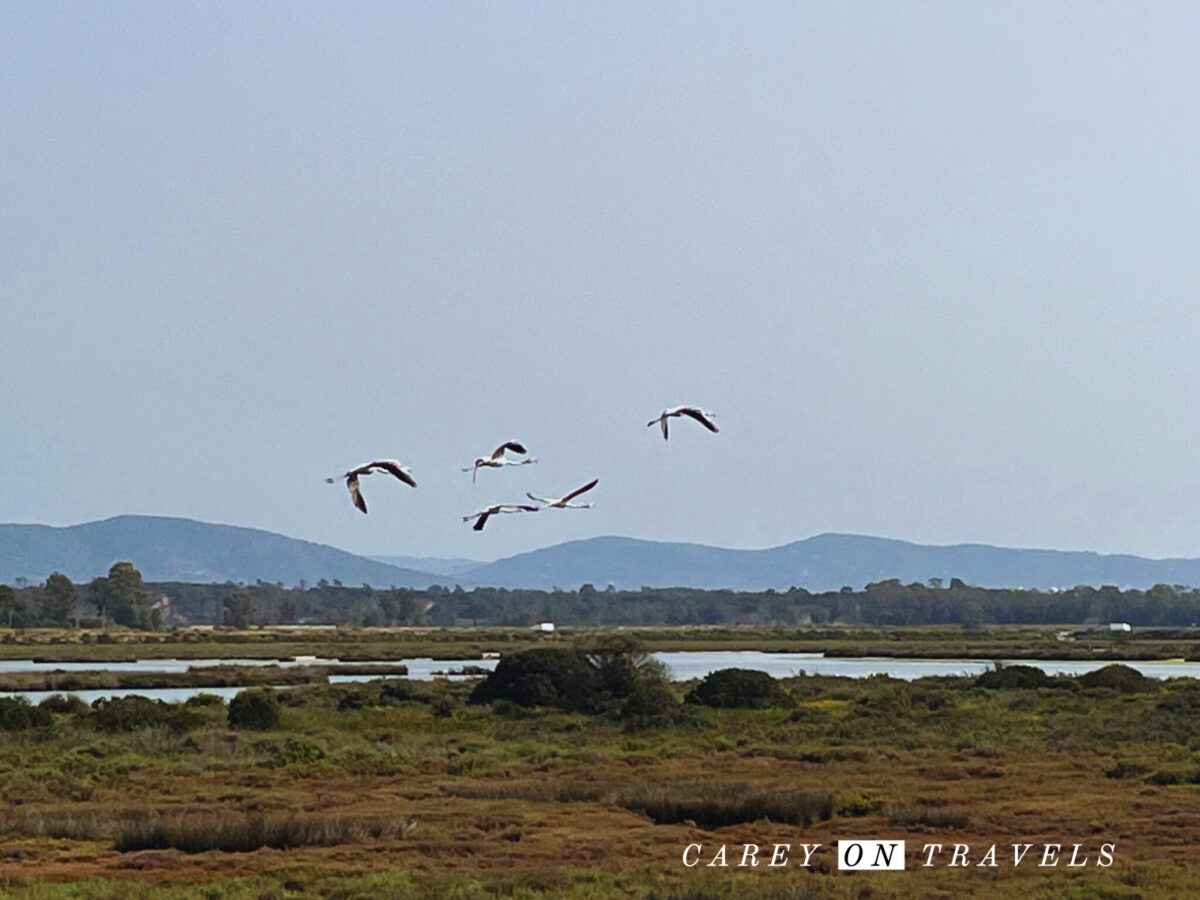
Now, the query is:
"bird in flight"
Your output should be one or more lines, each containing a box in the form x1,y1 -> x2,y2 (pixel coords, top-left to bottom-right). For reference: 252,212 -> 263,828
647,406 -> 718,441
463,441 -> 537,483
527,478 -> 599,509
463,503 -> 540,532
326,460 -> 416,514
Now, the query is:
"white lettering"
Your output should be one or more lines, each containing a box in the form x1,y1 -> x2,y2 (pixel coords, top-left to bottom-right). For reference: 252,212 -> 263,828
837,840 -> 904,871
707,845 -> 727,868
977,844 -> 997,867
682,843 -> 702,868
1040,844 -> 1061,867
739,844 -> 760,868
922,843 -> 943,866
1067,844 -> 1088,867
798,843 -> 820,867
1098,843 -> 1115,867
1012,843 -> 1033,866
768,843 -> 790,867
949,844 -> 970,867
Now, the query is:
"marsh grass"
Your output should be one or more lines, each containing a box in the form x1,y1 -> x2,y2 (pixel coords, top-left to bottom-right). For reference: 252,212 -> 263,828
3,808 -> 417,852
611,783 -> 834,827
114,812 -> 416,853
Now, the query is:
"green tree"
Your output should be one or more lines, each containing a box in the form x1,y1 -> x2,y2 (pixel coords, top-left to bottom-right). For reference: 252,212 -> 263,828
223,592 -> 254,628
0,585 -> 19,628
39,572 -> 76,626
89,562 -> 152,628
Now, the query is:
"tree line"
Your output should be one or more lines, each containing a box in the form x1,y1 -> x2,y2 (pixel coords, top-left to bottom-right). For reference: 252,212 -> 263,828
3,566 -> 1200,629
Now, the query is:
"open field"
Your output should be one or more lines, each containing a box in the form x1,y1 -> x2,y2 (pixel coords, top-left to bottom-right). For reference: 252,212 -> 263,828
1,624 -> 1198,663
0,640 -> 1196,898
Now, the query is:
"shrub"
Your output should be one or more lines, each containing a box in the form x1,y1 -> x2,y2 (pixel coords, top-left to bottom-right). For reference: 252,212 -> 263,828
380,680 -> 435,705
975,664 -> 1058,690
1157,684 -> 1200,714
468,648 -> 597,711
1077,664 -> 1155,693
260,737 -> 326,768
336,689 -> 374,711
37,694 -> 89,715
228,690 -> 280,731
0,697 -> 52,730
184,693 -> 226,708
469,638 -> 683,725
685,668 -> 788,708
92,696 -> 201,733
617,679 -> 695,731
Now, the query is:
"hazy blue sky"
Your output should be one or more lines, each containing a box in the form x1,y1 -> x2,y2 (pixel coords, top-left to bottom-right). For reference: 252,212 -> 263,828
3,3 -> 1198,561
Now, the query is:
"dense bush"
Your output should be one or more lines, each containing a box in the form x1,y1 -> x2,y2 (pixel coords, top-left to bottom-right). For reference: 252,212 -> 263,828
92,696 -> 201,733
37,693 -> 90,715
0,696 -> 53,730
469,639 -> 688,729
228,690 -> 280,731
468,648 -> 599,712
1077,664 -> 1155,693
975,664 -> 1060,690
685,668 -> 789,708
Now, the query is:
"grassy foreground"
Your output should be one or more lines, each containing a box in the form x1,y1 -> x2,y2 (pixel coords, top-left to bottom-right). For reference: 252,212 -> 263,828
0,655 -> 1197,898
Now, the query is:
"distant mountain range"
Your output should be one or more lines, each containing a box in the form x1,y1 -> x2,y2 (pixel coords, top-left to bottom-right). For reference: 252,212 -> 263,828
0,516 -> 433,587
3,515 -> 1200,592
463,533 -> 1200,592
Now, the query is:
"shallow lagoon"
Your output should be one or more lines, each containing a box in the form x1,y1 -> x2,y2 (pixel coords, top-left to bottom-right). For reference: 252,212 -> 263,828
5,650 -> 1200,704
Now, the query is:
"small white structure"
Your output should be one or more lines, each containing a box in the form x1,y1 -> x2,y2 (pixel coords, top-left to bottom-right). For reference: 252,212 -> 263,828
537,622 -> 556,633
1109,622 -> 1132,633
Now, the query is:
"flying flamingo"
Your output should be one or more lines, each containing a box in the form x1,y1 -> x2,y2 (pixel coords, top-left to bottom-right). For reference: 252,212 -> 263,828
527,478 -> 599,509
647,406 -> 718,441
325,460 -> 416,514
463,503 -> 540,532
463,441 -> 537,483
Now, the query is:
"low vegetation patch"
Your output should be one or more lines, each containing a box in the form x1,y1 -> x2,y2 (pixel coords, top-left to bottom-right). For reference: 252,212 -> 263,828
612,782 -> 834,827
888,805 -> 972,829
